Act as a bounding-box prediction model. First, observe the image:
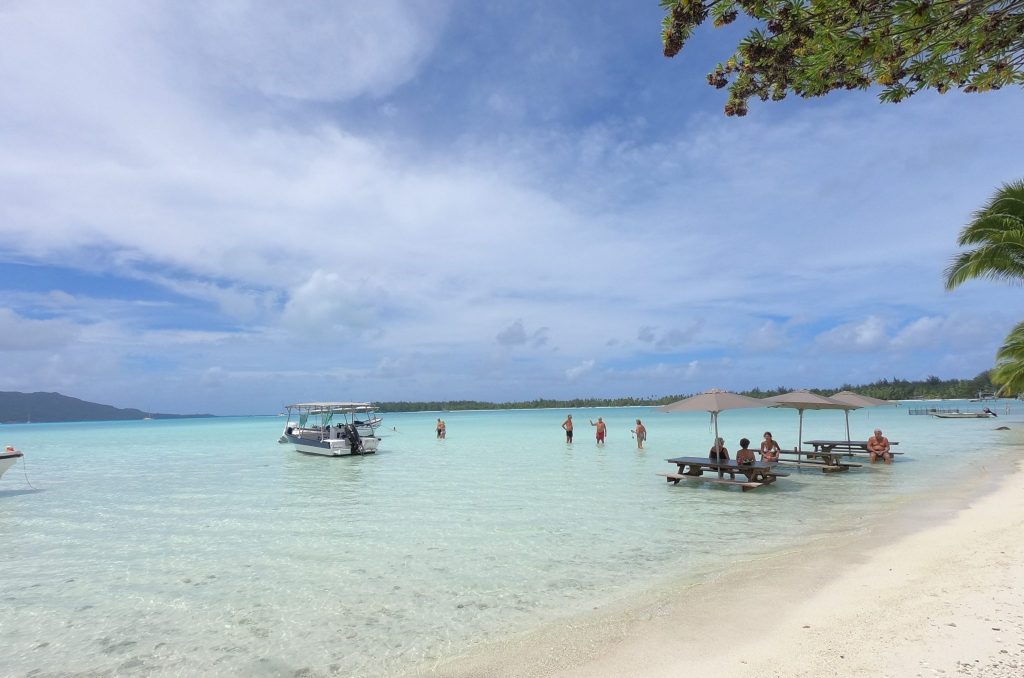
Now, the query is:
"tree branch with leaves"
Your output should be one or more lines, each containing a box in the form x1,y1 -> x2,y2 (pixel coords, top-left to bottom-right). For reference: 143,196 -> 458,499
661,0 -> 1024,115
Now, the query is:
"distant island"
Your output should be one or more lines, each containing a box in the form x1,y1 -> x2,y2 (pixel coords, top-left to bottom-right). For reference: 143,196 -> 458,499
374,372 -> 999,412
2,372 -> 1001,421
0,391 -> 213,424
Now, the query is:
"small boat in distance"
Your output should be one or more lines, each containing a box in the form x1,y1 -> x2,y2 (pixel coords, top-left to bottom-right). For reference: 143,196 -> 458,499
1,445 -> 24,480
931,411 -> 996,419
280,402 -> 382,456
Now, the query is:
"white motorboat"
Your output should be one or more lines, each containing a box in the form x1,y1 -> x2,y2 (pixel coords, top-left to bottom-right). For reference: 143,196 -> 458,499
1,445 -> 24,480
280,402 -> 382,456
931,411 -> 995,419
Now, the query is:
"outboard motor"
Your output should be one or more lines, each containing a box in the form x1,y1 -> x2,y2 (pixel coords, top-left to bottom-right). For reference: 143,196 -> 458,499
346,423 -> 364,454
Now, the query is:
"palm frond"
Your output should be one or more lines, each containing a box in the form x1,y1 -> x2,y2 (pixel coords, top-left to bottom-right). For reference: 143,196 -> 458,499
990,321 -> 1024,396
946,179 -> 1024,290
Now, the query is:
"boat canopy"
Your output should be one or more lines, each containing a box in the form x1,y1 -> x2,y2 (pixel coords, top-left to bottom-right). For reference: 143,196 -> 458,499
285,402 -> 376,413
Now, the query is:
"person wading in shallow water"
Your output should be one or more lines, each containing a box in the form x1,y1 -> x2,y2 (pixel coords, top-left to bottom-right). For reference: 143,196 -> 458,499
590,417 -> 607,445
561,414 -> 573,443
632,419 -> 647,449
436,418 -> 446,439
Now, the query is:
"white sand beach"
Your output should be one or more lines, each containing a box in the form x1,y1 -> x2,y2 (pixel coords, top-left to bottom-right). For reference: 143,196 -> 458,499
431,460 -> 1024,678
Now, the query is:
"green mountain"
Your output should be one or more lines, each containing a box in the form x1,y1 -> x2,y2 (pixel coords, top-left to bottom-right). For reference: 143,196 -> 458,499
0,391 -> 212,424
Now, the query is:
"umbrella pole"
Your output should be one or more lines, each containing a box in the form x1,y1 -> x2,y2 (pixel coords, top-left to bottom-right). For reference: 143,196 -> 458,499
845,410 -> 851,441
713,412 -> 723,478
798,409 -> 804,450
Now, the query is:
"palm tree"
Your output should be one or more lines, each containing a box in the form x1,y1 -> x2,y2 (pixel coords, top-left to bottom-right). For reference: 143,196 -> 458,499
945,179 -> 1024,290
992,321 -> 1024,396
946,180 -> 1024,396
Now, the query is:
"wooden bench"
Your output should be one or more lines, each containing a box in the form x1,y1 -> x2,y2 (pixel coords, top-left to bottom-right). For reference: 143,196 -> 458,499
803,440 -> 902,457
774,459 -> 861,473
833,449 -> 903,457
660,456 -> 789,491
774,449 -> 861,473
657,472 -> 765,491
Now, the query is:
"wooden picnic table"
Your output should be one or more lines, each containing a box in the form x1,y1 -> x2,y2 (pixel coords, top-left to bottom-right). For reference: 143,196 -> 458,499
803,439 -> 902,457
659,456 -> 789,492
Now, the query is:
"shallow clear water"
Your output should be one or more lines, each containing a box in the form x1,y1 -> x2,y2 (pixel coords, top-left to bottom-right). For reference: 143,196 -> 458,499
2,401 -> 1021,676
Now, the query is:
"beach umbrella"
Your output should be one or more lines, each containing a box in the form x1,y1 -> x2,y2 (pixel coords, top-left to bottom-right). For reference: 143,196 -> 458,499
829,391 -> 893,408
829,391 -> 895,440
765,391 -> 854,450
659,389 -> 767,468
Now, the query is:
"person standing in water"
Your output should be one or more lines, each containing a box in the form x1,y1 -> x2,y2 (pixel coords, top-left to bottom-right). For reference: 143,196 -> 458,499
590,417 -> 607,445
436,418 -> 446,439
561,414 -> 574,443
632,419 -> 647,449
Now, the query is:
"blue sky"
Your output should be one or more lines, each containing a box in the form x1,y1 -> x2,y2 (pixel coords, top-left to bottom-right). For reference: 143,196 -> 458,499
1,1 -> 1023,414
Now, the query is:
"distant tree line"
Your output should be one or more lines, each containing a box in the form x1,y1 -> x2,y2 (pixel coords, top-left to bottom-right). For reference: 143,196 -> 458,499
374,372 -> 998,412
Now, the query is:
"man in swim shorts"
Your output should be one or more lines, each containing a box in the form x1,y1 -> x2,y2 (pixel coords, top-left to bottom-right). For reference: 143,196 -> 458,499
867,428 -> 891,464
590,417 -> 607,444
436,418 -> 446,439
562,414 -> 574,443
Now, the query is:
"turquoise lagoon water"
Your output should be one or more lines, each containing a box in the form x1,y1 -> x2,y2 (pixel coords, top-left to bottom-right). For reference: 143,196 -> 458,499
2,401 -> 1022,676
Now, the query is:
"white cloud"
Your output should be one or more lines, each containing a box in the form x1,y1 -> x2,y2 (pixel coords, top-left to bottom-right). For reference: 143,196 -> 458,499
816,316 -> 889,352
744,320 -> 789,353
0,2 -> 1022,412
188,1 -> 451,101
200,366 -> 227,388
565,359 -> 595,381
280,270 -> 386,339
656,322 -> 703,350
496,320 -> 549,348
890,313 -> 1003,351
0,308 -> 80,351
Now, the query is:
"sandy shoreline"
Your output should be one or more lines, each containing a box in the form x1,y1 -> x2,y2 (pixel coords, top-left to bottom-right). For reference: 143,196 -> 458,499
428,458 -> 1024,677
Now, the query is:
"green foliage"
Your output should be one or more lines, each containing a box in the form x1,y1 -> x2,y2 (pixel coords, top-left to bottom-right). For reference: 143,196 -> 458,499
944,179 -> 1024,394
375,372 -> 996,412
991,320 -> 1024,393
660,0 -> 1024,115
944,179 -> 1024,289
374,397 -> 659,412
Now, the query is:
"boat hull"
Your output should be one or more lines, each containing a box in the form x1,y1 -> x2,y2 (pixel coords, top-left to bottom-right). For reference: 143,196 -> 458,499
0,452 -> 23,479
284,433 -> 380,456
931,412 -> 994,419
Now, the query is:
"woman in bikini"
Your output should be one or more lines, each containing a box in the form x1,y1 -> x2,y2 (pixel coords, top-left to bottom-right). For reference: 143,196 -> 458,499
632,419 -> 647,449
760,431 -> 781,462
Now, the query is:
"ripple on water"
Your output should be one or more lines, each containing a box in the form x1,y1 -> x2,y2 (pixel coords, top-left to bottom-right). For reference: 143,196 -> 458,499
2,407 -> 1021,675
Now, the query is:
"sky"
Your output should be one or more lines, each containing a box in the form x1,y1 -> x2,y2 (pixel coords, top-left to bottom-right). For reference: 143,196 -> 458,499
1,1 -> 1023,415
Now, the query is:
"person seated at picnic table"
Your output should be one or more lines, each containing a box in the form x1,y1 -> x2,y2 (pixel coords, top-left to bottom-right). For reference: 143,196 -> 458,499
708,437 -> 735,479
708,437 -> 729,461
867,428 -> 892,464
759,431 -> 781,462
736,438 -> 759,480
